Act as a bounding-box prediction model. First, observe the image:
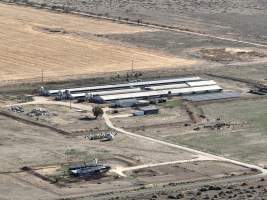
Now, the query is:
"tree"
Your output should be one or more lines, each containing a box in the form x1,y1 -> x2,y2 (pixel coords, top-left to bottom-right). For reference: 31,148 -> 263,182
92,106 -> 103,119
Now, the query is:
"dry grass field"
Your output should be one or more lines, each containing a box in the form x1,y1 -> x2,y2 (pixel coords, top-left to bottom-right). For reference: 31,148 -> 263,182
2,2 -> 267,200
0,3 -> 198,84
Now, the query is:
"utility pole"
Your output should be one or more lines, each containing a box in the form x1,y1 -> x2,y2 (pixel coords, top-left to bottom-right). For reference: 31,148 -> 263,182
41,69 -> 44,85
69,99 -> 72,109
131,59 -> 134,74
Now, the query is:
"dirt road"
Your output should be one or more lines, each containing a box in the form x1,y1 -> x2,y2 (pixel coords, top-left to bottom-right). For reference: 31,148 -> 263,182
113,156 -> 209,177
103,111 -> 267,176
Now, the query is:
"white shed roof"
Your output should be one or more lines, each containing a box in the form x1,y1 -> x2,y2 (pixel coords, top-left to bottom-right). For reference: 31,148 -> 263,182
97,85 -> 222,101
70,88 -> 142,98
186,80 -> 217,87
147,83 -> 188,90
48,77 -> 202,95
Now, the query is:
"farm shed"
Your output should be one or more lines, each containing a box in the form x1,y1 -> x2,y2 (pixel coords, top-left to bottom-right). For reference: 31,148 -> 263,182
139,106 -> 159,115
93,85 -> 222,103
45,76 -> 202,95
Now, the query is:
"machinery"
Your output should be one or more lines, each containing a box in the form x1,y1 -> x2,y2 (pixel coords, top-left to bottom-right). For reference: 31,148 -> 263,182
85,131 -> 117,141
250,83 -> 267,95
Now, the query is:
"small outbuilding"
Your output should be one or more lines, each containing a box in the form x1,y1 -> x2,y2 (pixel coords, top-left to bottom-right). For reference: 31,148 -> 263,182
138,106 -> 159,115
133,110 -> 145,116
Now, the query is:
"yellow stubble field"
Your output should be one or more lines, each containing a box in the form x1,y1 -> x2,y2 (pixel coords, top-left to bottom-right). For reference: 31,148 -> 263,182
0,3 -> 197,84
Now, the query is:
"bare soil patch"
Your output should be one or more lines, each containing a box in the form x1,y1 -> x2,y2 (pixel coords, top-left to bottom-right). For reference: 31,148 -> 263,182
196,48 -> 267,63
111,102 -> 190,131
126,160 -> 255,186
6,104 -> 109,133
23,155 -> 138,185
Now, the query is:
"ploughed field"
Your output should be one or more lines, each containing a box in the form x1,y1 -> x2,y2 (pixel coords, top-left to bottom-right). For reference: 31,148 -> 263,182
0,3 -> 197,84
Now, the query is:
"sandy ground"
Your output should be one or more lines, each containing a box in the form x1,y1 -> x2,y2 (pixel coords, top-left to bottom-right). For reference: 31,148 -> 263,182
0,97 -> 260,200
0,3 -> 197,84
0,114 -> 255,200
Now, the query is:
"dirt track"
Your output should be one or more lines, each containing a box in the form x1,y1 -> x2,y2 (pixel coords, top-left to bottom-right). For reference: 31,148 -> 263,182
0,3 -> 198,84
103,111 -> 267,177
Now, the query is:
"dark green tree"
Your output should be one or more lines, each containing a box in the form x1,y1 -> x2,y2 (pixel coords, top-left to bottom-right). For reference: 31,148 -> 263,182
92,106 -> 103,119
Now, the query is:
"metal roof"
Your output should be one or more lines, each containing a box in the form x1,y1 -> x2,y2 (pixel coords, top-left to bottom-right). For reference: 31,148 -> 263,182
147,83 -> 188,90
147,80 -> 217,90
183,91 -> 240,102
186,80 -> 217,87
49,84 -> 130,95
48,77 -> 202,95
170,85 -> 222,95
70,88 -> 142,98
139,106 -> 159,111
96,85 -> 222,101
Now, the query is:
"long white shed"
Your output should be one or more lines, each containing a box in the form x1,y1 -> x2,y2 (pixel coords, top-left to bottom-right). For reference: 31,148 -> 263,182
70,88 -> 142,99
186,80 -> 217,87
47,77 -> 202,95
94,85 -> 222,103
